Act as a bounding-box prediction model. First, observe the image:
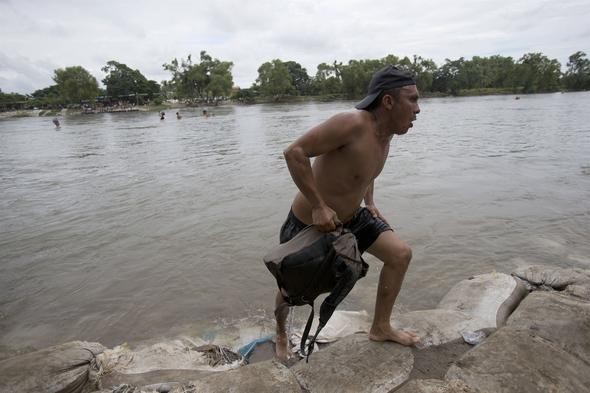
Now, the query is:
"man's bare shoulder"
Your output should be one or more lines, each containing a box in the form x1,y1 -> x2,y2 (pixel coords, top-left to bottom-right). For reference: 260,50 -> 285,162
290,110 -> 373,155
324,110 -> 372,134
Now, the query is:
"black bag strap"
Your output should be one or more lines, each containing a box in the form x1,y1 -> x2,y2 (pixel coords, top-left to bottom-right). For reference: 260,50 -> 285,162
295,240 -> 339,359
299,253 -> 362,361
299,303 -> 317,362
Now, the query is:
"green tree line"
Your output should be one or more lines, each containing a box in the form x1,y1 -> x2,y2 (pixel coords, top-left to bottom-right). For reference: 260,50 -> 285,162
2,50 -> 589,109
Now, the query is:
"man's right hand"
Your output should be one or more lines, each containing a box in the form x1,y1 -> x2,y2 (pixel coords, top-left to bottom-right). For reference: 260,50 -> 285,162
311,205 -> 340,232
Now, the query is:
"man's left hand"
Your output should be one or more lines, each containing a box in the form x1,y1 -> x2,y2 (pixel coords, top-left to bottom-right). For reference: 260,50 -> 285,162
365,204 -> 389,225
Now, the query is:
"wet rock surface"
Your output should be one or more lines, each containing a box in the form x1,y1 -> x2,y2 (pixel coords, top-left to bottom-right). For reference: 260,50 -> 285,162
291,333 -> 414,393
396,378 -> 475,393
506,291 -> 590,364
3,265 -> 589,393
446,327 -> 590,393
185,360 -> 301,393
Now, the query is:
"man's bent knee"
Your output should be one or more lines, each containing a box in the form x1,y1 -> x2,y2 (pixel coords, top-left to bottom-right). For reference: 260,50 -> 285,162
384,243 -> 411,271
368,231 -> 412,269
399,244 -> 412,267
382,245 -> 411,289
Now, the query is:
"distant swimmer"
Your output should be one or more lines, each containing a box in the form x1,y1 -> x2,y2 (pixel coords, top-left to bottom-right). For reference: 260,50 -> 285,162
176,111 -> 182,119
160,111 -> 165,120
202,109 -> 209,118
52,117 -> 60,128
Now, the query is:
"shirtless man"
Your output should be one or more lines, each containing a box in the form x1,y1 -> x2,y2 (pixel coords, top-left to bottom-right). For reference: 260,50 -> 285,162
276,65 -> 421,360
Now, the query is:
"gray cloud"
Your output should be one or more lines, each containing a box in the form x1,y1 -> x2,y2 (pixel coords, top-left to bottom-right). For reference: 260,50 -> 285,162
0,0 -> 588,94
0,52 -> 58,93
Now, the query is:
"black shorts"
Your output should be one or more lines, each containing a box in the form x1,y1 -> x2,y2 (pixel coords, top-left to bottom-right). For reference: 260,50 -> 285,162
279,207 -> 393,254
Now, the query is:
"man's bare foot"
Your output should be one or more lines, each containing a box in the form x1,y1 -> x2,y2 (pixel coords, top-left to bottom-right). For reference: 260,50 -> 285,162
369,325 -> 420,346
275,332 -> 292,362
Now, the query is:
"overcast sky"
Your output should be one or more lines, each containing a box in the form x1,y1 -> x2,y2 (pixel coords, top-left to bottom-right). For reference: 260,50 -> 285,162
1,0 -> 589,94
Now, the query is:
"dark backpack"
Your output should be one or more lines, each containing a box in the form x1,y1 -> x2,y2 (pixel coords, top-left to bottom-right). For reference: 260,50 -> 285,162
264,225 -> 368,360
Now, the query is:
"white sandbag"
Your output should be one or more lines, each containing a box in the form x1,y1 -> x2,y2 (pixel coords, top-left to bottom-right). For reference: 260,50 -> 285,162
512,265 -> 590,300
437,272 -> 528,328
0,341 -> 104,393
393,309 -> 489,348
96,336 -> 243,376
200,315 -> 274,351
290,310 -> 371,349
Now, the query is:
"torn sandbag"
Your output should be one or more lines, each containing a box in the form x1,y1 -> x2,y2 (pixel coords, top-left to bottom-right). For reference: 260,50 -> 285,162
0,341 -> 104,393
437,272 -> 528,328
95,336 -> 243,376
392,309 -> 490,348
290,310 -> 371,351
512,265 -> 590,299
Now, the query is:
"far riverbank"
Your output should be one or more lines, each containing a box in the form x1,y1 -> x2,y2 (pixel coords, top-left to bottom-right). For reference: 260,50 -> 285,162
0,88 -> 568,120
0,103 -> 178,120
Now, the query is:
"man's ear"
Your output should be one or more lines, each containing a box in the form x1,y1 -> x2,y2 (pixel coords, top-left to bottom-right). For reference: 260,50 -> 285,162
383,94 -> 395,109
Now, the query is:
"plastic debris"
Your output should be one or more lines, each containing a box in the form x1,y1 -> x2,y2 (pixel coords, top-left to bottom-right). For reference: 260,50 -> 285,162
461,330 -> 487,345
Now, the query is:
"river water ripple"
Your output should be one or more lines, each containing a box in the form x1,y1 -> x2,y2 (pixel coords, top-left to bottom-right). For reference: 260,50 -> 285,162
1,92 -> 589,349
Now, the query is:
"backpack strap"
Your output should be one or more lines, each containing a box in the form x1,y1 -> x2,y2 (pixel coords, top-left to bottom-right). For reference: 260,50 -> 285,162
296,243 -> 338,360
300,253 -> 361,361
299,303 -> 316,361
300,303 -> 334,363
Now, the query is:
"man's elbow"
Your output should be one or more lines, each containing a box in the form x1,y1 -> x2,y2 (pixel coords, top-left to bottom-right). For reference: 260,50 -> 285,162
283,144 -> 300,162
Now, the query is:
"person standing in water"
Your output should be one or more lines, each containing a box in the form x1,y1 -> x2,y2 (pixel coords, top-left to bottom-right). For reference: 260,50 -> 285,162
52,117 -> 60,128
275,65 -> 421,361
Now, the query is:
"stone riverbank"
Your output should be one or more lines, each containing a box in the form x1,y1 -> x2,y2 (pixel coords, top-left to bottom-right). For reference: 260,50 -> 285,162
1,264 -> 589,393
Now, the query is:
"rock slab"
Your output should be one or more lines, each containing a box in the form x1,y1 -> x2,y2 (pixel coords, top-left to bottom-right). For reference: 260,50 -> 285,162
446,326 -> 590,392
506,290 -> 590,365
292,333 -> 413,393
186,359 -> 300,393
396,378 -> 475,393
